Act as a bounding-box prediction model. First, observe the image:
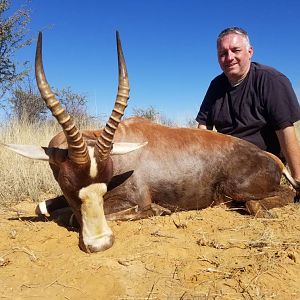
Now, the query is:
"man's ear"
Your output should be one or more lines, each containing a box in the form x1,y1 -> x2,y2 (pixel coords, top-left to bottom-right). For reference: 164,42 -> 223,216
249,46 -> 254,59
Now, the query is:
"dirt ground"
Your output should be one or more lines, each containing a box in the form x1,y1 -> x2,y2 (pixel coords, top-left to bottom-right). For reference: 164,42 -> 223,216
0,199 -> 299,300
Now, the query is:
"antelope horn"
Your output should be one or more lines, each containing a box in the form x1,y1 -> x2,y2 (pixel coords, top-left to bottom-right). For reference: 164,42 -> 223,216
95,31 -> 130,162
35,32 -> 89,165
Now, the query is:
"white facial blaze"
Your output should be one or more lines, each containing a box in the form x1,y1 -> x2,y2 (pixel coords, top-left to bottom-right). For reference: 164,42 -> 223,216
79,183 -> 114,252
88,147 -> 98,178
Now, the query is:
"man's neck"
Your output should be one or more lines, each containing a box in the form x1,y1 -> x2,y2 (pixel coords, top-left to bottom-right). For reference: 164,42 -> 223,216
229,63 -> 251,87
230,76 -> 246,87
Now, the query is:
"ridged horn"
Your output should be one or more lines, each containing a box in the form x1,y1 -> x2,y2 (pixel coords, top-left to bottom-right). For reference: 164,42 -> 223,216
35,32 -> 90,165
95,31 -> 130,162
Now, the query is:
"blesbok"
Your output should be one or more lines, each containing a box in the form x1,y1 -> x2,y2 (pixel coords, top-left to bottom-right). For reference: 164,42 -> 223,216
3,32 -> 299,253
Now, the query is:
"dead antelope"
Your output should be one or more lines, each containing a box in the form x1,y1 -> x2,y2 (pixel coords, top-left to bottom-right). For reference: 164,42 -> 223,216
3,32 -> 298,253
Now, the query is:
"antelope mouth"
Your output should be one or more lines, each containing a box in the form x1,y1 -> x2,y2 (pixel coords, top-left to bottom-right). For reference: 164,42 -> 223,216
82,233 -> 115,253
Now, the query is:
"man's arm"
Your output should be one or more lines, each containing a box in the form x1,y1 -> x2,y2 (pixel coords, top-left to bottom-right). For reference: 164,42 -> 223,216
198,124 -> 207,129
197,123 -> 213,130
276,125 -> 300,181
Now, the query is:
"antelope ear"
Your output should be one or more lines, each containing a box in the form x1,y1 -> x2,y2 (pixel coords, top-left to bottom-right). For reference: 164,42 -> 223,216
1,143 -> 49,161
111,142 -> 148,155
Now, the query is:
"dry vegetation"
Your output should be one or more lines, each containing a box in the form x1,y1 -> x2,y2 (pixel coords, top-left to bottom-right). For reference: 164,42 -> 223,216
0,119 -> 299,299
0,116 -> 103,205
0,118 -> 61,205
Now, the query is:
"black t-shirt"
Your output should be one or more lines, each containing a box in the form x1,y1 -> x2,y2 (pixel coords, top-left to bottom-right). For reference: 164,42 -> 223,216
196,62 -> 300,157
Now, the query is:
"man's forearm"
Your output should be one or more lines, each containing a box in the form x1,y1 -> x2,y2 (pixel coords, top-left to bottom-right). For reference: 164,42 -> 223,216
198,123 -> 207,129
197,123 -> 213,130
276,126 -> 300,181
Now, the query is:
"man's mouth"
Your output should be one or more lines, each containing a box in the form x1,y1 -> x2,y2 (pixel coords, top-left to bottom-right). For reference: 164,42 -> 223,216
226,63 -> 237,69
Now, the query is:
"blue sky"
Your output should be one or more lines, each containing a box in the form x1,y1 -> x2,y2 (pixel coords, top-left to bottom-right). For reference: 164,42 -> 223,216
8,0 -> 300,124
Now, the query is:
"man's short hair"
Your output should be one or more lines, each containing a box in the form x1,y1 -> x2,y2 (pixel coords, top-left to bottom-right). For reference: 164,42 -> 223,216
217,27 -> 251,48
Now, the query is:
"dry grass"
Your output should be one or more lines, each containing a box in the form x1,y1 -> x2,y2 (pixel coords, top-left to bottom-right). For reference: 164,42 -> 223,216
0,116 -> 103,206
0,118 -> 61,206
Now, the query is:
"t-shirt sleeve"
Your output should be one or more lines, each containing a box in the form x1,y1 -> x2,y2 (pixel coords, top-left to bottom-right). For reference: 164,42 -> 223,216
196,81 -> 215,126
263,74 -> 300,130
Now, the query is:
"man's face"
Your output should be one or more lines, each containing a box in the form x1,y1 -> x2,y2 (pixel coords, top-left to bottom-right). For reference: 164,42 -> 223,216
217,33 -> 253,83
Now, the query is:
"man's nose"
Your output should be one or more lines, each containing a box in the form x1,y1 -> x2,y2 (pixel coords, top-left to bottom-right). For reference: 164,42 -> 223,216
226,50 -> 234,61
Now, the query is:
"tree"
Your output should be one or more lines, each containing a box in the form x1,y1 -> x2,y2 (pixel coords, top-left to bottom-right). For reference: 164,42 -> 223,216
132,105 -> 176,127
54,86 -> 90,126
9,79 -> 90,125
132,105 -> 160,122
0,0 -> 31,103
8,76 -> 46,122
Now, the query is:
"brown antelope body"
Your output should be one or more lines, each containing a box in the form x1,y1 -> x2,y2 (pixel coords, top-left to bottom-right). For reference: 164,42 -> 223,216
3,32 -> 297,253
